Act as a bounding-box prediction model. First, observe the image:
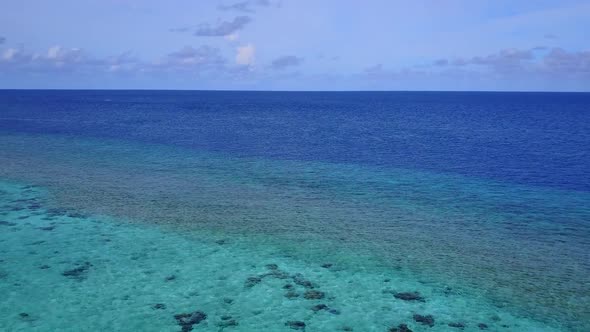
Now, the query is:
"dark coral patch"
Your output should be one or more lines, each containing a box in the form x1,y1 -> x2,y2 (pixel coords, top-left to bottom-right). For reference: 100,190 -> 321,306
304,290 -> 325,300
285,321 -> 306,330
174,311 -> 207,332
17,312 -> 36,322
389,324 -> 413,332
393,292 -> 424,302
292,273 -> 315,288
413,314 -> 435,327
285,291 -> 300,299
245,276 -> 262,288
329,309 -> 341,315
62,262 -> 92,281
311,304 -> 329,312
448,322 -> 466,329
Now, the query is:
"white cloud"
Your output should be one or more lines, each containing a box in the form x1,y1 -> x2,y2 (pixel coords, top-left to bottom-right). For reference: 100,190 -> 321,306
194,16 -> 251,37
47,46 -> 61,59
225,33 -> 239,41
2,48 -> 19,60
0,45 -> 138,74
235,43 -> 255,66
157,45 -> 226,69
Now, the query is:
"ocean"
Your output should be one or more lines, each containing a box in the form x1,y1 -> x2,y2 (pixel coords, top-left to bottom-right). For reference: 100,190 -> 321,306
0,90 -> 589,331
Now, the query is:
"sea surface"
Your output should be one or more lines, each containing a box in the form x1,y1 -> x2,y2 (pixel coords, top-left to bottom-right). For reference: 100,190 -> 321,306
0,90 -> 589,331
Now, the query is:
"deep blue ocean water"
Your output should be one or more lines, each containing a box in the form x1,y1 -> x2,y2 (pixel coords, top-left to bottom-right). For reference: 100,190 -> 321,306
2,90 -> 589,191
1,90 -> 589,331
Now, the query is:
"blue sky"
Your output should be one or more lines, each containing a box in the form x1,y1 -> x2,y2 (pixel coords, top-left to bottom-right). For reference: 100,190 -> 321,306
1,0 -> 589,91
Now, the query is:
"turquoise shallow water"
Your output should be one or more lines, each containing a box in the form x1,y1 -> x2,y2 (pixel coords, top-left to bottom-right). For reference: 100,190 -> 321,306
0,181 -> 562,331
1,132 -> 589,331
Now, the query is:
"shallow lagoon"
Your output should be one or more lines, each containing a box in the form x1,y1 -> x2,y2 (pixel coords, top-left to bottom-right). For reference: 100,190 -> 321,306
0,181 -> 561,331
0,133 -> 589,331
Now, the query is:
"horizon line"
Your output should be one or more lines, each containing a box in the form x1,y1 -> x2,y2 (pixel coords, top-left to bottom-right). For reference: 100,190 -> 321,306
0,88 -> 589,93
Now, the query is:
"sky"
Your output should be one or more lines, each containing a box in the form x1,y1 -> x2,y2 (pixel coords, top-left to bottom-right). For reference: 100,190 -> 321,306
0,0 -> 589,91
